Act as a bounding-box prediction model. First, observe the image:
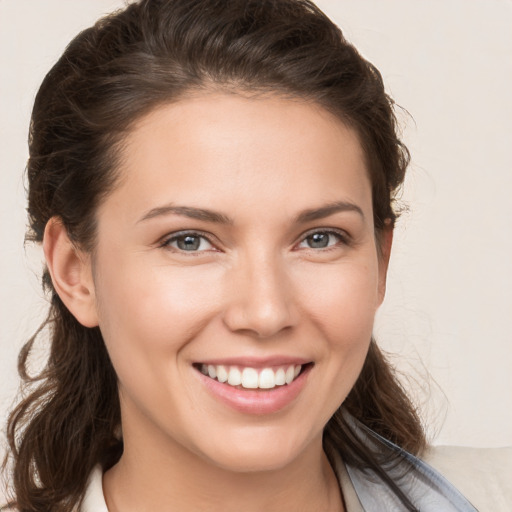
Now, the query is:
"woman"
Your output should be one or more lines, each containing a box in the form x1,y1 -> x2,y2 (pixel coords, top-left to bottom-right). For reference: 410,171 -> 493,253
0,0 -> 496,510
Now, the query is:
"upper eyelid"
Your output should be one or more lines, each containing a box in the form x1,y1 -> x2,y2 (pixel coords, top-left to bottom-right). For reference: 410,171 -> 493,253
299,227 -> 349,237
296,227 -> 350,242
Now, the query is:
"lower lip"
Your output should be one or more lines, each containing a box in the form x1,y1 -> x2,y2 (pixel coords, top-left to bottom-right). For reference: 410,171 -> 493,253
196,365 -> 312,415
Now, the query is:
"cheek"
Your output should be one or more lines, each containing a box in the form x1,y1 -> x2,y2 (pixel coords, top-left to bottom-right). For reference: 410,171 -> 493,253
91,259 -> 226,423
92,255 -> 225,376
295,258 -> 380,339
294,259 -> 379,403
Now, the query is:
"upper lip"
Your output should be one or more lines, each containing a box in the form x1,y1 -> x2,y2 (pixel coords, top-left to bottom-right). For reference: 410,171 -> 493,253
194,356 -> 312,369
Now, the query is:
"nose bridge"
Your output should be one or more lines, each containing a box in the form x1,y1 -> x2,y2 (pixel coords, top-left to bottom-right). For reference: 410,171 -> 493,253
222,247 -> 298,338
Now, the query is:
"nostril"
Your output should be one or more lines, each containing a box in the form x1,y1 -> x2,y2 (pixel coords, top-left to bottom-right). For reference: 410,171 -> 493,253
222,306 -> 298,339
222,273 -> 299,337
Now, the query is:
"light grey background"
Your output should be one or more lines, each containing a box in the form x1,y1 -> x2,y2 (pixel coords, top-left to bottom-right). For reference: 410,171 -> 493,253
1,0 -> 511,448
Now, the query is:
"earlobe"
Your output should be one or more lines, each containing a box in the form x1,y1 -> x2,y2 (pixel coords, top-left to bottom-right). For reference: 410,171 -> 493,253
43,217 -> 99,327
377,222 -> 394,305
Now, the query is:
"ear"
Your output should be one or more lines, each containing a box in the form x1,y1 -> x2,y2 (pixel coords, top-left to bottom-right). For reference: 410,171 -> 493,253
43,217 -> 99,327
377,221 -> 393,305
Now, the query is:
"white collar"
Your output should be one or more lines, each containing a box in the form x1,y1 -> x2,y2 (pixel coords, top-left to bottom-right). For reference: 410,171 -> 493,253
82,467 -> 109,512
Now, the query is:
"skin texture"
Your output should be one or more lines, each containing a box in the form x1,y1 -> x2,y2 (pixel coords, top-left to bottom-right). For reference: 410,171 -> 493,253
44,92 -> 392,512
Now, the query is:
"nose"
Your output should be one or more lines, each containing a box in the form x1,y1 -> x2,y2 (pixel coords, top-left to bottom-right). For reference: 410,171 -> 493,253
222,252 -> 299,339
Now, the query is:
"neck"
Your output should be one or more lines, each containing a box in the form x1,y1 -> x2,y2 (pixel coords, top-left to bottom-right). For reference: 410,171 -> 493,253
103,421 -> 344,512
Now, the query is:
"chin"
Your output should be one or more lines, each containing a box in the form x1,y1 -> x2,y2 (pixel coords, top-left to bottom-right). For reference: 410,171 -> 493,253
196,427 -> 317,474
206,450 -> 298,474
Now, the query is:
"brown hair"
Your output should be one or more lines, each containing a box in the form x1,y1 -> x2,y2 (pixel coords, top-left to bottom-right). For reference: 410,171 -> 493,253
3,0 -> 425,510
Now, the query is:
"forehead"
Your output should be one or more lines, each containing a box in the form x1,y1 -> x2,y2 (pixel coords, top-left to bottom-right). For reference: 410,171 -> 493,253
100,92 -> 372,225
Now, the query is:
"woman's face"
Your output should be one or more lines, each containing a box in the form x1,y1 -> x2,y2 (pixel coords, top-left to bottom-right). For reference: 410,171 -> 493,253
89,92 -> 389,472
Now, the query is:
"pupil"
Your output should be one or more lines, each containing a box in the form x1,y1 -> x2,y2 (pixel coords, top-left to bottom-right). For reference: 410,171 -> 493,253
309,233 -> 328,248
178,236 -> 200,251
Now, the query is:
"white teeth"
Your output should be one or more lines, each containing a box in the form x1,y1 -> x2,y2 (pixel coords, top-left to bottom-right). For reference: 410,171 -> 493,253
241,368 -> 259,389
275,368 -> 286,385
285,365 -> 295,384
216,365 -> 228,383
258,368 -> 275,389
227,367 -> 242,386
200,363 -> 304,389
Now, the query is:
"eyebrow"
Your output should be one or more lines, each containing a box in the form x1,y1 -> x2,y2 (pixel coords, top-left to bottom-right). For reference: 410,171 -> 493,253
137,200 -> 364,225
138,205 -> 233,224
294,201 -> 364,223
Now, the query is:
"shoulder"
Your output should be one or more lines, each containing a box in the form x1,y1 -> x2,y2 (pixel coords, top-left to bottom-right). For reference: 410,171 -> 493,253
423,445 -> 512,512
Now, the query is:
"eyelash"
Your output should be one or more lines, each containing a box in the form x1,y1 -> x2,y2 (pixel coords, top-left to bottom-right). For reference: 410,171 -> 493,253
159,230 -> 216,254
159,228 -> 351,255
296,229 -> 350,251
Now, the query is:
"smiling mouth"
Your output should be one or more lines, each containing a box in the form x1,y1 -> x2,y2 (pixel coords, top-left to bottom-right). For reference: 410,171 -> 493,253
194,363 -> 313,390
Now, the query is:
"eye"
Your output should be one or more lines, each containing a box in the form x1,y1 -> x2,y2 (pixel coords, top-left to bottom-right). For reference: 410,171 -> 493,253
161,232 -> 215,253
297,230 -> 347,250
